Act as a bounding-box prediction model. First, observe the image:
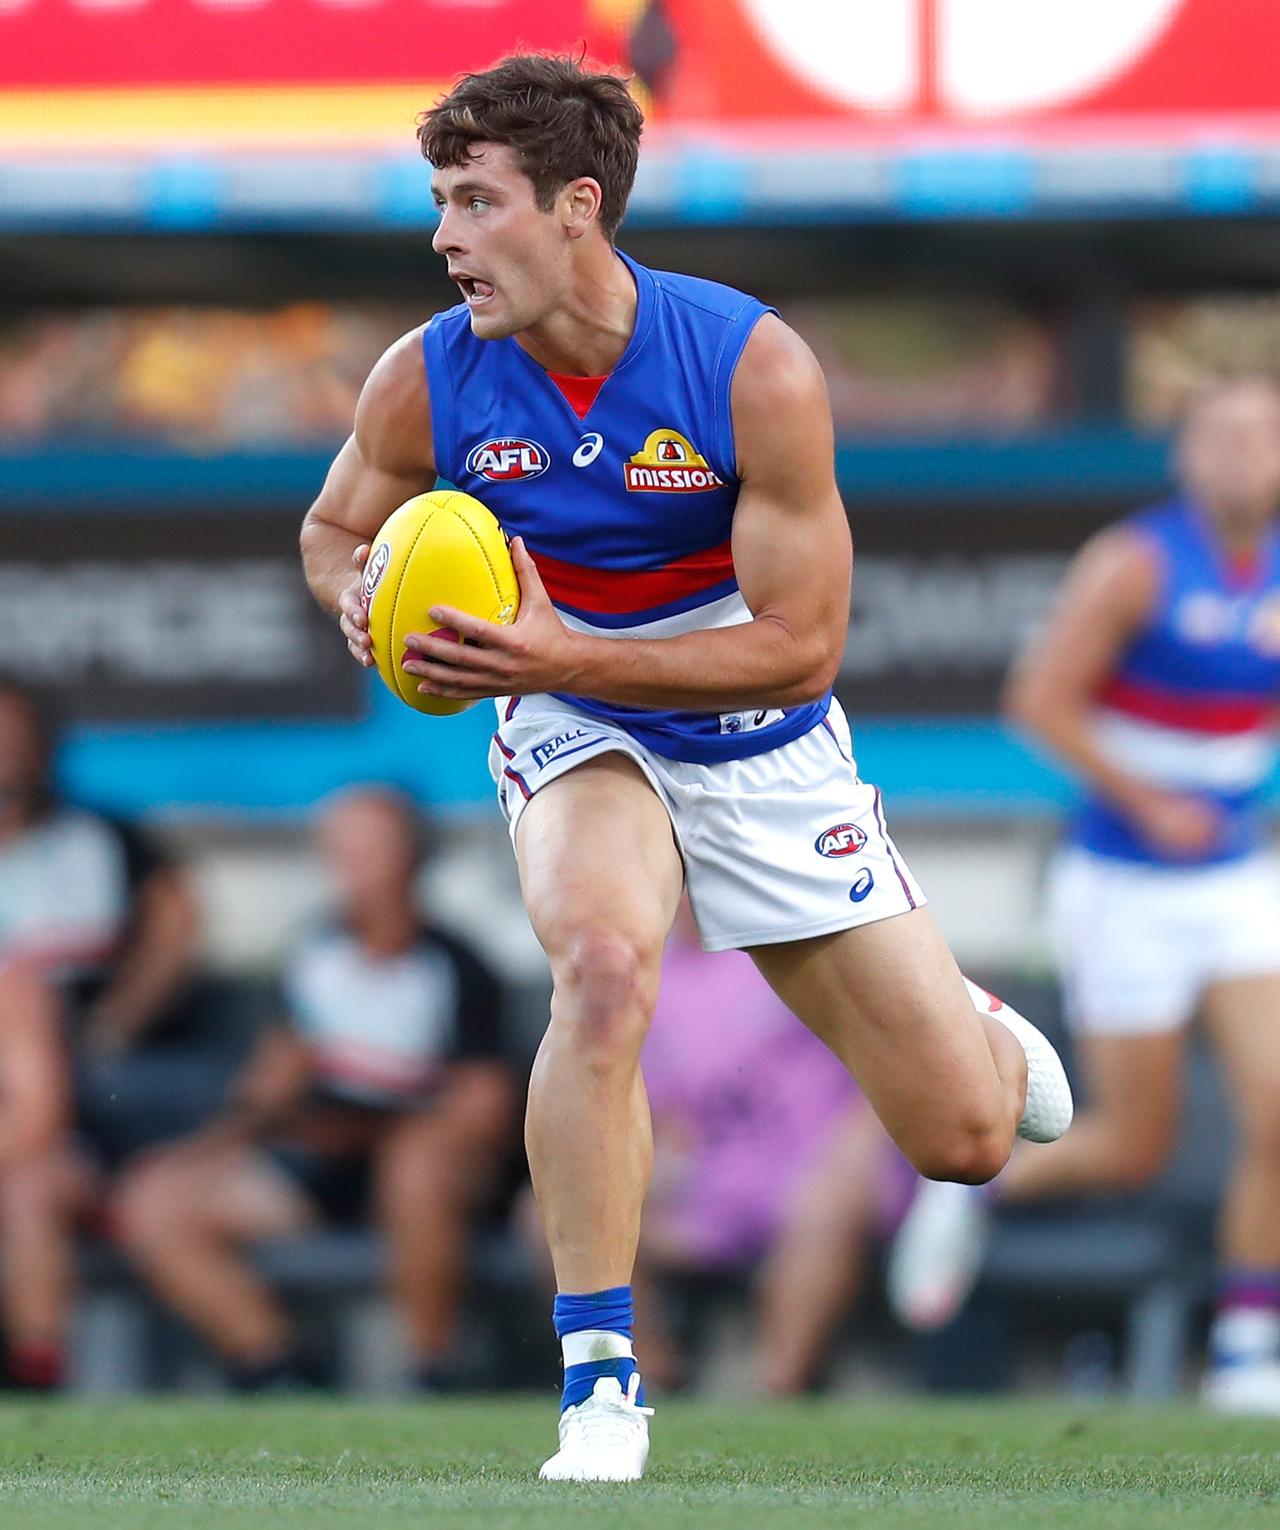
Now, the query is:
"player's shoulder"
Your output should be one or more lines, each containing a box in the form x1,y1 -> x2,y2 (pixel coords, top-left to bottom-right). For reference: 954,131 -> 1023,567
731,311 -> 826,422
645,261 -> 764,324
1067,509 -> 1167,615
353,323 -> 434,474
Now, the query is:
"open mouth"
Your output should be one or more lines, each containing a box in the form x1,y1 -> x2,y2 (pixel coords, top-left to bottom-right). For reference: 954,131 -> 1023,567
455,275 -> 496,306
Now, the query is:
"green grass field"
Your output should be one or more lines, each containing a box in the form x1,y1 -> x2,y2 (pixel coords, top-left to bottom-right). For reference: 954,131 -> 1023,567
0,1397 -> 1276,1528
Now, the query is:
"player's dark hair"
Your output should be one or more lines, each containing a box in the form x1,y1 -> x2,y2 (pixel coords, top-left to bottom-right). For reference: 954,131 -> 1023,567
418,53 -> 644,241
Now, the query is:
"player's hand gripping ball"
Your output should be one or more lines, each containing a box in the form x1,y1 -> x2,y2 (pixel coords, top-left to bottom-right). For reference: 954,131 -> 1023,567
361,491 -> 520,715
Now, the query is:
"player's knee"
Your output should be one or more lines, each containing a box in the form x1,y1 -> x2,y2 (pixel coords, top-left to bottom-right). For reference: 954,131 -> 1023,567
912,1124 -> 1010,1186
547,924 -> 662,1051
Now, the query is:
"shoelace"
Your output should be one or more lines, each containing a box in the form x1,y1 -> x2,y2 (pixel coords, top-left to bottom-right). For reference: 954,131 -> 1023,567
562,1395 -> 654,1455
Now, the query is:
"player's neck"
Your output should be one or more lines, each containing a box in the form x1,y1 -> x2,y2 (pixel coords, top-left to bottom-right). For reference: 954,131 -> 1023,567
514,247 -> 636,378
1199,498 -> 1276,556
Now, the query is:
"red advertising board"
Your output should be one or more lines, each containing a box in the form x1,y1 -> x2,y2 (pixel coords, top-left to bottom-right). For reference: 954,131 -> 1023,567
665,0 -> 1280,125
1,0 -> 616,89
0,0 -> 629,147
3,0 -> 1280,149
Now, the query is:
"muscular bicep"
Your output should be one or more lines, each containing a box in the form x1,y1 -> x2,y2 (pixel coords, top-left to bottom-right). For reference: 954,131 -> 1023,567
302,328 -> 436,546
1006,528 -> 1159,722
307,431 -> 431,546
729,317 -> 852,684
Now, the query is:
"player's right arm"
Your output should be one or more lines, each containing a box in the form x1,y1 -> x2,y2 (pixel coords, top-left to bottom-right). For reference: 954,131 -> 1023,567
1003,526 -> 1220,856
300,328 -> 436,666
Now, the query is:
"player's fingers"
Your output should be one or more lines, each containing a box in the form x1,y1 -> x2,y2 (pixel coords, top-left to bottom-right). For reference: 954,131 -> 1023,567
339,612 -> 371,646
402,643 -> 491,679
417,679 -> 489,700
410,608 -> 503,647
511,538 -> 548,607
352,542 -> 371,568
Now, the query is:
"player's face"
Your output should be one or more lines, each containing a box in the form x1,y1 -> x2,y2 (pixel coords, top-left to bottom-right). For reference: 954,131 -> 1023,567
1179,383 -> 1280,532
430,144 -> 570,340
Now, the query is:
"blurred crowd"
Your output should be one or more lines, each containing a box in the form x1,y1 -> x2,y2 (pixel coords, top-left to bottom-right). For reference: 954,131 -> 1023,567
5,293 -> 1280,449
0,675 -> 914,1396
1,297 -> 1057,446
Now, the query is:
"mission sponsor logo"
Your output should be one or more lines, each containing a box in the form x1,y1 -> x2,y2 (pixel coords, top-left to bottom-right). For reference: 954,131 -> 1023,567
466,438 -> 550,482
815,822 -> 867,858
624,429 -> 724,493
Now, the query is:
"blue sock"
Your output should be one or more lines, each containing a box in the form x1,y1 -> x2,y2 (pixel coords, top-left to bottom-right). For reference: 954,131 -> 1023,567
552,1286 -> 643,1411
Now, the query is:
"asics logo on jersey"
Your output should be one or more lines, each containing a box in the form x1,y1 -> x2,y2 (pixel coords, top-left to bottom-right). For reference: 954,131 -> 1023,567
624,428 -> 724,493
573,433 -> 605,468
467,438 -> 551,481
815,822 -> 867,858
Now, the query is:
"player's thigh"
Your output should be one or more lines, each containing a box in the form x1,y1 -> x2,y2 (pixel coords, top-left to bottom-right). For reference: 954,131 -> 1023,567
749,907 -> 1004,1151
1201,972 -> 1280,1146
514,751 -> 684,962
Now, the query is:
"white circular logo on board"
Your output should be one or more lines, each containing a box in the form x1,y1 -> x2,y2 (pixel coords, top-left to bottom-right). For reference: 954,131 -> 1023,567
739,0 -> 1185,117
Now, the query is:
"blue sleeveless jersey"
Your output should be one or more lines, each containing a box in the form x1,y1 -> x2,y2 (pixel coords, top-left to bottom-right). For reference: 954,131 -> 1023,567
1072,498 -> 1280,865
421,251 -> 831,763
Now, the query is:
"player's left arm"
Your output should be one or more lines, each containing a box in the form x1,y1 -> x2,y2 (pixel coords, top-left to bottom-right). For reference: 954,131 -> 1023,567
405,315 -> 850,709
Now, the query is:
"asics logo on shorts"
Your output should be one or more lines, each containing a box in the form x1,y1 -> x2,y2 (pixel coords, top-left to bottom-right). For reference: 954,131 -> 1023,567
849,869 -> 875,902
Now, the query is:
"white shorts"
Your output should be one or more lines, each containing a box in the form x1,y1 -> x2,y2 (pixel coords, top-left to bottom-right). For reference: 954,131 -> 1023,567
1048,845 -> 1280,1035
488,694 -> 926,952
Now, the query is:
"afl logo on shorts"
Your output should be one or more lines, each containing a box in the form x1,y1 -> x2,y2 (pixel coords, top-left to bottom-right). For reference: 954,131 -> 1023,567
466,438 -> 550,482
361,542 -> 391,604
815,822 -> 867,858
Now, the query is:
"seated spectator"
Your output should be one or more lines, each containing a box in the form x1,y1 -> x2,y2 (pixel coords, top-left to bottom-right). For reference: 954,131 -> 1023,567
522,900 -> 908,1396
116,786 -> 516,1392
0,676 -> 200,1389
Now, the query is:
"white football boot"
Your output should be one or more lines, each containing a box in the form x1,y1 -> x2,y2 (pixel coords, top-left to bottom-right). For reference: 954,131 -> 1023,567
963,978 -> 1074,1144
1202,1360 -> 1280,1415
539,1374 -> 654,1482
887,1179 -> 991,1332
888,982 -> 1073,1332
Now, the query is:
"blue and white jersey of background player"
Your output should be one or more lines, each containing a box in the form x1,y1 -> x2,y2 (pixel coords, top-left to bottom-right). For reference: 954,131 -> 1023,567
422,250 -> 832,764
1073,498 -> 1280,866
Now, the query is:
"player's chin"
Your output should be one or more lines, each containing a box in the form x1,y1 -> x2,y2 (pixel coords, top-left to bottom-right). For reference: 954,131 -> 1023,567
466,302 -> 517,341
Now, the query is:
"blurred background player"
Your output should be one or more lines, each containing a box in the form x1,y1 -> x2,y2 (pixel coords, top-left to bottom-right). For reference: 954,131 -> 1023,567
117,786 -> 516,1391
890,378 -> 1280,1413
0,676 -> 200,1390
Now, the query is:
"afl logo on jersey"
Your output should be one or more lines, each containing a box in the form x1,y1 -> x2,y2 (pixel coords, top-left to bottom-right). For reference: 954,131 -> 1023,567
624,429 -> 724,493
466,438 -> 551,482
815,823 -> 867,858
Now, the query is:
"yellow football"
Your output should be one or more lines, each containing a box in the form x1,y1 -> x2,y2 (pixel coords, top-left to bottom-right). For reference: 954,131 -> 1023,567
360,490 -> 520,716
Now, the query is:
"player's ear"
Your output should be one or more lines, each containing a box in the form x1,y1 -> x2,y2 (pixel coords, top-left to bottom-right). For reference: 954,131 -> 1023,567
562,177 -> 604,240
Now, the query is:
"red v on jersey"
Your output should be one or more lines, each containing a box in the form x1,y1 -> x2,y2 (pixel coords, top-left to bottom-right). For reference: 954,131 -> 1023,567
549,372 -> 609,420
